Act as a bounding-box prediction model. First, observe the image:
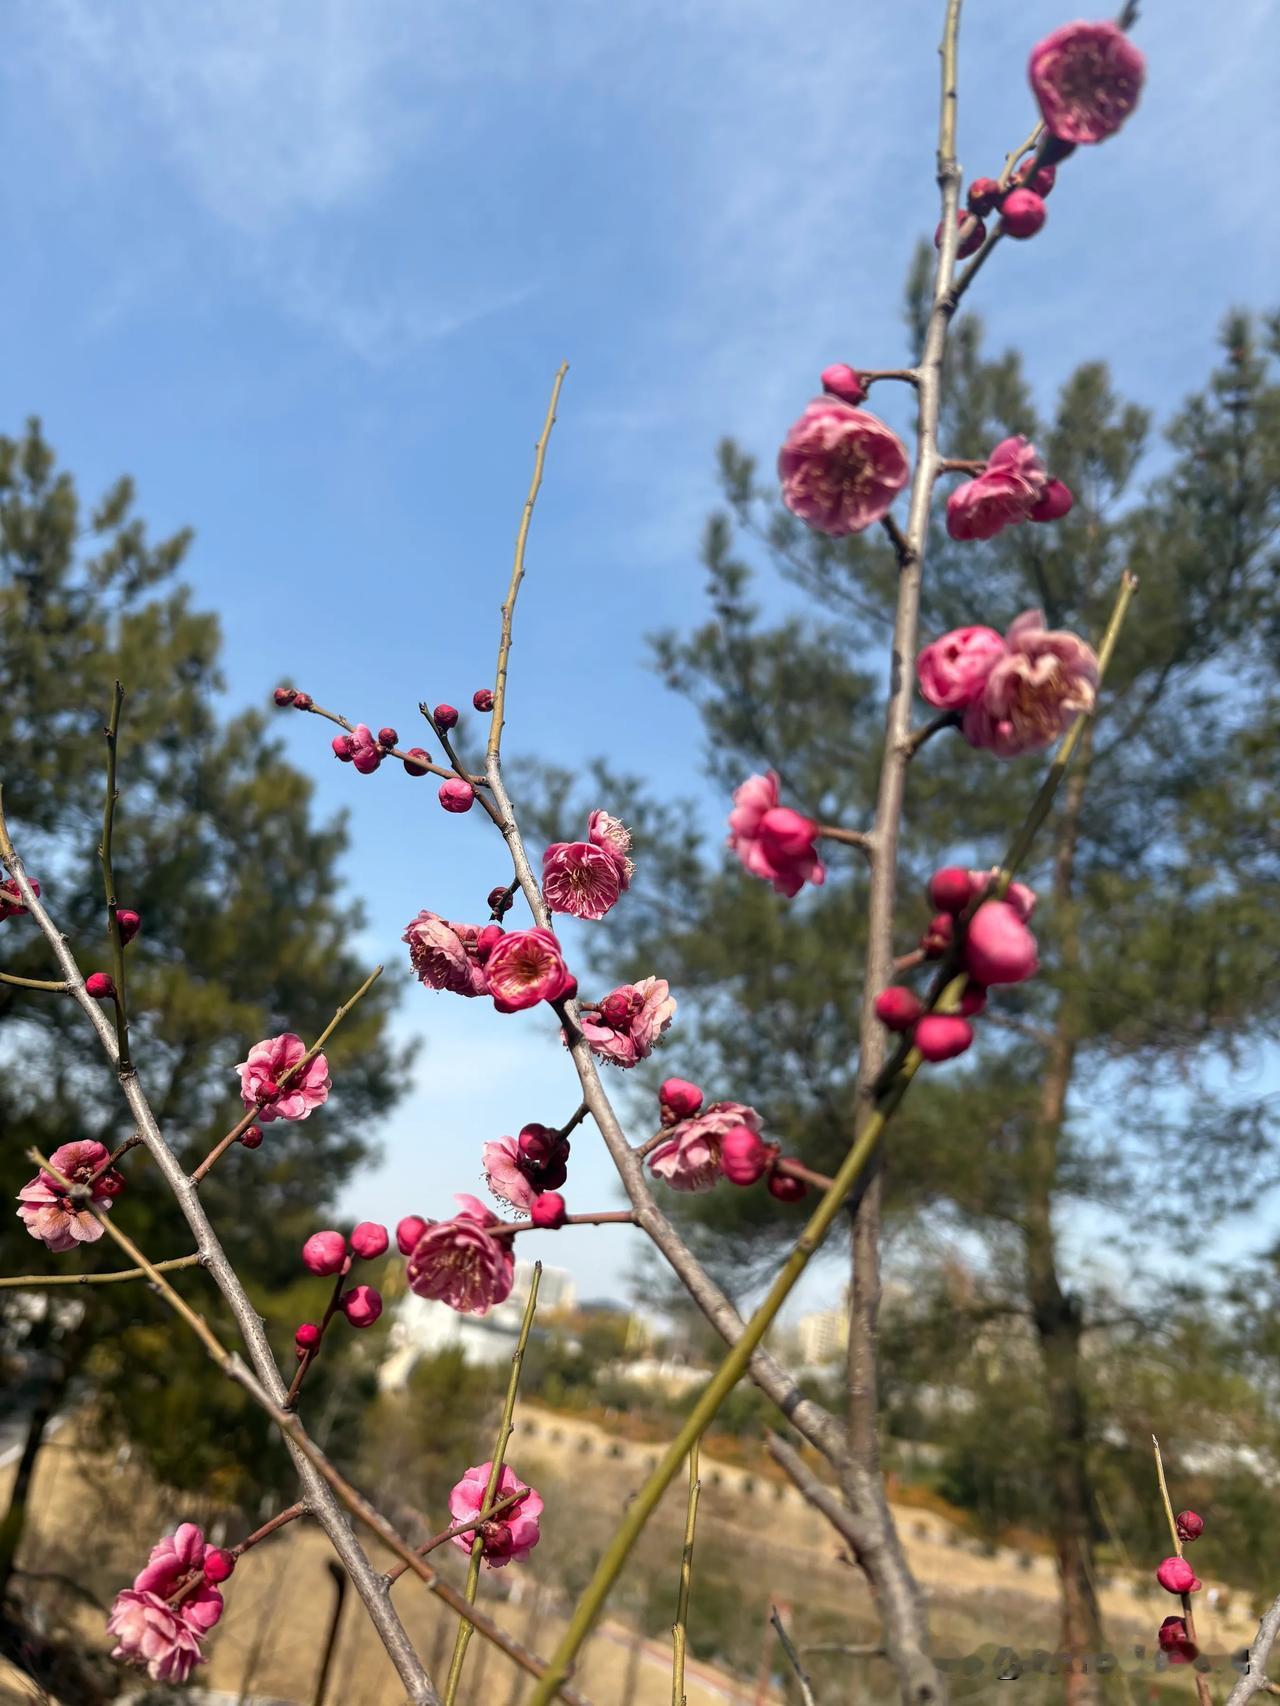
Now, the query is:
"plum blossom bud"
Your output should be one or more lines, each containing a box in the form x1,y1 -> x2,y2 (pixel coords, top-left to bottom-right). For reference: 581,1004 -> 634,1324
530,1192 -> 567,1228
935,208 -> 986,260
473,688 -> 495,711
295,1322 -> 321,1351
778,399 -> 910,537
1158,1615 -> 1198,1664
966,177 -> 1002,216
487,885 -> 513,916
85,972 -> 116,999
349,725 -> 383,774
293,693 -> 313,711
957,984 -> 987,1018
915,1015 -> 974,1062
659,1078 -> 704,1123
332,735 -> 355,762
403,747 -> 431,776
1030,479 -> 1074,522
917,626 -> 1007,710
239,1124 -> 263,1150
767,1169 -> 808,1203
439,778 -> 476,814
1029,21 -> 1145,145
820,364 -> 867,406
875,987 -> 923,1031
721,1126 -> 771,1185
350,1222 -> 389,1260
475,924 -> 505,961
928,868 -> 973,915
396,1215 -> 427,1256
1000,189 -> 1046,240
340,1284 -> 383,1328
1017,159 -> 1057,196
0,876 -> 40,919
964,901 -> 1039,986
920,914 -> 954,959
302,1231 -> 348,1276
273,687 -> 297,707
1176,1511 -> 1205,1543
203,1549 -> 235,1583
727,773 -> 825,898
116,908 -> 141,944
378,727 -> 399,748
433,704 -> 459,730
1156,1556 -> 1201,1595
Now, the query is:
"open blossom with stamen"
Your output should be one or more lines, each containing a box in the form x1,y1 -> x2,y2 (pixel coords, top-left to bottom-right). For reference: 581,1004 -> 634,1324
962,609 -> 1099,757
587,809 -> 635,887
542,842 -> 623,921
485,928 -> 575,1011
448,1462 -> 543,1567
403,910 -> 492,998
107,1522 -> 225,1684
1029,21 -> 1145,146
946,437 -> 1047,541
649,1101 -> 764,1193
778,399 -> 910,536
405,1195 -> 515,1313
727,772 -> 824,898
579,977 -> 676,1068
235,1033 -> 330,1122
17,1140 -> 123,1252
482,1135 -> 538,1213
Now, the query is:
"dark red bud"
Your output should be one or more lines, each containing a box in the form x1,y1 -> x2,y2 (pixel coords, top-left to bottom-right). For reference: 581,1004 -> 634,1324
766,1168 -> 808,1204
473,688 -> 495,712
433,704 -> 459,731
874,987 -> 923,1032
402,747 -> 431,776
292,692 -> 313,711
85,972 -> 116,999
116,908 -> 141,945
273,687 -> 297,708
239,1124 -> 264,1150
378,727 -> 399,748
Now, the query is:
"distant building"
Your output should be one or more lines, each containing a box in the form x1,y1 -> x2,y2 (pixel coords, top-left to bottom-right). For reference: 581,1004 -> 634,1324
513,1259 -> 576,1314
794,1303 -> 849,1367
377,1261 -> 576,1392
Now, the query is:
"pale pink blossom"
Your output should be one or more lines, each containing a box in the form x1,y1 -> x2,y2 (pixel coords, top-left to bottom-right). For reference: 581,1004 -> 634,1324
348,723 -> 383,775
962,609 -> 1099,757
403,910 -> 491,998
587,809 -> 635,887
405,1195 -> 515,1314
448,1462 -> 543,1567
580,977 -> 676,1068
649,1101 -> 764,1193
778,399 -> 910,536
542,842 -> 623,921
235,1032 -> 330,1122
485,929 -> 575,1012
917,626 -> 1007,710
482,1135 -> 537,1213
946,437 -> 1046,541
1029,21 -> 1145,146
16,1140 -> 121,1253
107,1591 -> 207,1683
727,773 -> 825,899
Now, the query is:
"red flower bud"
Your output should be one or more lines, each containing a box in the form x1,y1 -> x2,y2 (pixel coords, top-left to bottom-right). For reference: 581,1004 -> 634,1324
915,1015 -> 974,1062
1000,189 -> 1046,240
1176,1510 -> 1204,1543
85,972 -> 116,1000
293,692 -> 313,711
473,688 -> 495,712
350,1221 -> 389,1260
920,913 -> 954,958
928,867 -> 974,915
295,1321 -> 322,1351
1016,157 -> 1057,196
396,1215 -> 427,1256
301,1230 -> 348,1276
874,987 -> 923,1032
402,747 -> 431,776
377,727 -> 399,748
239,1124 -> 264,1150
964,901 -> 1039,986
203,1548 -> 235,1583
935,208 -> 986,259
530,1192 -> 567,1229
273,687 -> 297,707
820,364 -> 867,406
1158,1616 -> 1198,1663
116,908 -> 141,945
658,1077 -> 704,1123
433,704 -> 459,731
1155,1556 -> 1200,1595
966,177 -> 1002,216
487,885 -> 513,916
332,735 -> 355,762
767,1168 -> 808,1203
339,1284 -> 383,1328
957,984 -> 987,1018
475,924 -> 505,961
438,778 -> 476,813
1030,479 -> 1074,523
721,1126 -> 771,1185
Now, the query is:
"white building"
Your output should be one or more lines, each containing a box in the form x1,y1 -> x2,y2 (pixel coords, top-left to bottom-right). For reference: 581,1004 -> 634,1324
794,1303 -> 849,1367
377,1261 -> 577,1392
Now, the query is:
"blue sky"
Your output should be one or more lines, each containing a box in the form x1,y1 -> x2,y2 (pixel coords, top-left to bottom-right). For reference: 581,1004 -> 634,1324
4,0 -> 1278,1312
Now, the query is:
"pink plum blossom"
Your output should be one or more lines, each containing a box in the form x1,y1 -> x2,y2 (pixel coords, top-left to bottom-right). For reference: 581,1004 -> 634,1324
1031,478 -> 1074,522
131,1524 -> 225,1630
448,1462 -> 543,1567
403,910 -> 492,998
16,1140 -> 122,1253
579,977 -> 676,1068
916,626 -> 1007,711
962,609 -> 1099,758
482,1135 -> 538,1213
649,1101 -> 764,1193
542,842 -> 623,921
946,437 -> 1047,542
587,809 -> 635,887
348,723 -> 383,775
963,901 -> 1039,986
1029,21 -> 1145,146
485,929 -> 575,1011
405,1195 -> 515,1314
778,399 -> 910,536
727,772 -> 825,899
107,1592 -> 208,1683
438,778 -> 476,813
1156,1556 -> 1201,1595
235,1032 -> 330,1122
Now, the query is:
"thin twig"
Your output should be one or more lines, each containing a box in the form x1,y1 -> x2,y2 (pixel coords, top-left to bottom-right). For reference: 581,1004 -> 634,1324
1153,1434 -> 1214,1706
0,970 -> 70,992
100,681 -> 131,1070
0,1253 -> 203,1290
384,1489 -> 530,1588
671,1443 -> 700,1706
230,1502 -> 306,1558
189,964 -> 383,1183
444,1262 -> 543,1704
771,1605 -> 819,1706
903,710 -> 961,758
1227,1596 -> 1280,1706
817,825 -> 874,858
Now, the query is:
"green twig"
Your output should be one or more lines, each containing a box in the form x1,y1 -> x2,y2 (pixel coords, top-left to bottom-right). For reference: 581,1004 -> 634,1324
443,1262 -> 543,1704
0,1253 -> 202,1289
671,1443 -> 700,1706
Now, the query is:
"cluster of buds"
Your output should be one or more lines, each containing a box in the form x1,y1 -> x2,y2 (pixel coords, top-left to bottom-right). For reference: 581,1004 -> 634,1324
482,1122 -> 572,1220
1154,1510 -> 1206,1665
294,1221 -> 389,1351
648,1078 -> 808,1202
876,867 -> 1039,1063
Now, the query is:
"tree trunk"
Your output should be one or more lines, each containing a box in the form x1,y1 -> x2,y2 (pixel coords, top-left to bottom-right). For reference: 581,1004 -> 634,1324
0,1352 -> 73,1607
1023,741 -> 1106,1704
